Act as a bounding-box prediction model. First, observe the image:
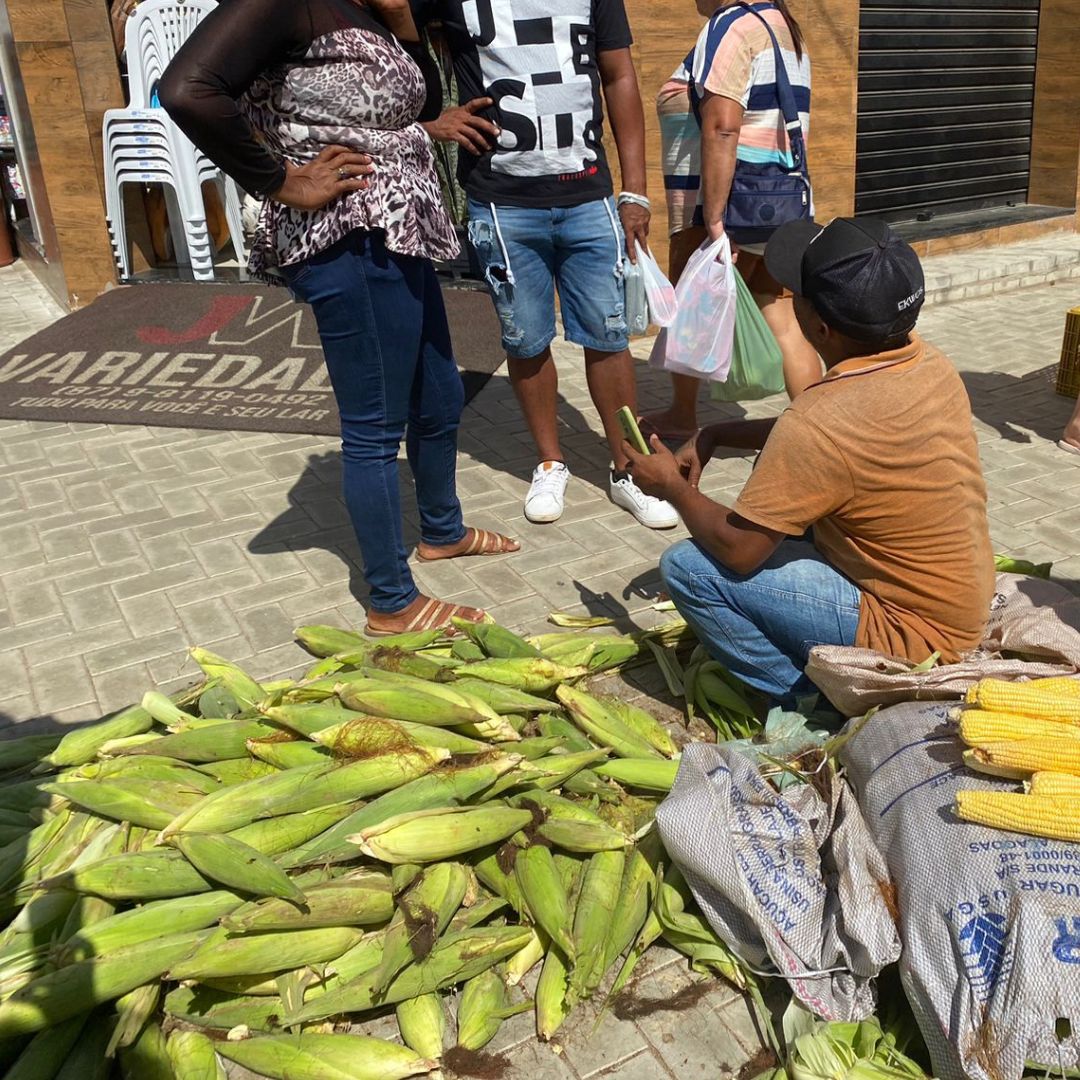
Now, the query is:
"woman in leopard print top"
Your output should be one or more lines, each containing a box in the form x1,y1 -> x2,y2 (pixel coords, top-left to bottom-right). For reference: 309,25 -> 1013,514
162,0 -> 518,636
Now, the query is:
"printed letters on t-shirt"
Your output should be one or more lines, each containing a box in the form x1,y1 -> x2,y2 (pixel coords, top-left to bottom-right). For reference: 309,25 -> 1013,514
463,0 -> 602,178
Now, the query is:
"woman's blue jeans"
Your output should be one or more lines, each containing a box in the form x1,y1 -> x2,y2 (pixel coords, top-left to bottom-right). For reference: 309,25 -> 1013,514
283,231 -> 466,615
660,538 -> 862,707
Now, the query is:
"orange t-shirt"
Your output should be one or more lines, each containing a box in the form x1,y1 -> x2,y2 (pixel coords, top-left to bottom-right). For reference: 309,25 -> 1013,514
733,335 -> 993,663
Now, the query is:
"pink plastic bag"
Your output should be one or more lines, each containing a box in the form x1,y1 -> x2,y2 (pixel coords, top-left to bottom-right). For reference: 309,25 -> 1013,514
658,235 -> 736,381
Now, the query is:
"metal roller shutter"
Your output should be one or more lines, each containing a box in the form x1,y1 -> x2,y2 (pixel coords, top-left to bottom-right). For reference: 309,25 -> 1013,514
855,0 -> 1040,223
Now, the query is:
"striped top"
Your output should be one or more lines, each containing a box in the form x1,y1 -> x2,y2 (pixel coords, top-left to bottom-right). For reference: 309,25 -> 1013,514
659,2 -> 811,237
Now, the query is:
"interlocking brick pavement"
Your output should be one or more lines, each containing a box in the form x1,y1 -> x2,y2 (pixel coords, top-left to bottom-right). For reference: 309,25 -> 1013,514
3,250 -> 1080,1077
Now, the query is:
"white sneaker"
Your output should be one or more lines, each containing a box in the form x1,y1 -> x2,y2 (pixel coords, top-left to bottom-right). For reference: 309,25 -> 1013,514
609,468 -> 679,529
525,461 -> 571,523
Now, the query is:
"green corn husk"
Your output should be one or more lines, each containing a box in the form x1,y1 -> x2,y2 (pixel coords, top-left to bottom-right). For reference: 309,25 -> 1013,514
262,702 -> 365,737
141,690 -> 199,729
456,967 -> 531,1050
214,1033 -> 437,1080
247,737 -> 332,770
282,924 -> 532,1025
42,849 -> 214,901
106,982 -> 161,1056
164,984 -> 284,1033
604,844 -> 658,970
451,639 -> 485,662
115,719 -> 282,764
504,926 -> 545,986
189,648 -> 265,711
2,1011 -> 88,1080
118,1021 -> 173,1080
336,679 -> 493,730
536,818 -> 632,854
396,993 -> 446,1061
535,942 -> 573,1042
0,733 -> 63,774
223,873 -> 393,932
556,685 -> 660,759
39,706 -> 153,770
472,851 -> 526,915
295,625 -> 372,657
514,843 -> 575,961
372,861 -> 470,993
448,680 -> 556,716
40,778 -> 203,830
603,696 -> 678,757
0,930 -> 209,1037
166,1030 -> 226,1080
450,618 -> 542,659
55,1008 -> 115,1080
361,646 -> 454,681
594,758 -> 680,793
449,658 -> 588,694
169,926 -> 363,982
228,801 -> 362,858
352,805 -> 533,864
86,755 -> 222,794
446,895 -> 507,933
570,848 -> 625,999
171,832 -> 306,903
199,758 -> 280,785
280,757 -> 521,868
536,714 -> 593,752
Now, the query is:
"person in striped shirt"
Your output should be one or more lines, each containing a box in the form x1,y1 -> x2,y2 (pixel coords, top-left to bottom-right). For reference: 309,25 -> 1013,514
644,0 -> 821,442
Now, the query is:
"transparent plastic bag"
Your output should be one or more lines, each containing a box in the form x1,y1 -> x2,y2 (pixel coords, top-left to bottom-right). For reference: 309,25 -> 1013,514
636,241 -> 678,327
623,255 -> 649,335
660,234 -> 737,381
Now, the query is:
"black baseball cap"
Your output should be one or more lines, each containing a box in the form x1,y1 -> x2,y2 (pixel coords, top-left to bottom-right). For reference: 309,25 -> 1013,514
764,217 -> 925,344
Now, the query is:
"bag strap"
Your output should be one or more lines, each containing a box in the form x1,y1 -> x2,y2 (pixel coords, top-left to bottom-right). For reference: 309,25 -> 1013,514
733,2 -> 806,170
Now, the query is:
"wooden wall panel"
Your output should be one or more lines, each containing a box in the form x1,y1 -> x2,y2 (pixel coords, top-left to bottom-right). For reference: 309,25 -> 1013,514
3,0 -> 123,307
1028,0 -> 1080,211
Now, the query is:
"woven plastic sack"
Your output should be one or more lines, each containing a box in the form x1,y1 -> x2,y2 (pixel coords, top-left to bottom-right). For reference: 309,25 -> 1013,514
710,263 -> 785,402
841,702 -> 1080,1080
806,573 -> 1080,716
656,743 -> 901,1021
660,234 -> 737,381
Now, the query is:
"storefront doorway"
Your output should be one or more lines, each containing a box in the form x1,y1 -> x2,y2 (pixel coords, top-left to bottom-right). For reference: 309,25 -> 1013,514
855,0 -> 1040,227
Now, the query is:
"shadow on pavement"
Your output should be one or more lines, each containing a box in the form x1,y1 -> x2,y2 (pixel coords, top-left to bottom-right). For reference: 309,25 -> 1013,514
961,366 -> 1074,445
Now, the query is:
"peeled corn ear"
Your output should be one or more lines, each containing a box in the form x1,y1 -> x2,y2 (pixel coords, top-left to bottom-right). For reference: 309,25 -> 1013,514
956,790 -> 1080,843
957,709 -> 1080,747
964,678 -> 1080,723
965,736 -> 1080,778
1028,771 -> 1080,798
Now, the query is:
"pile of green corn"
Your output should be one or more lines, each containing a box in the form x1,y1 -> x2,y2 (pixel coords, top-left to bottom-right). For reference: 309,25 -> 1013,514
0,616 -> 761,1080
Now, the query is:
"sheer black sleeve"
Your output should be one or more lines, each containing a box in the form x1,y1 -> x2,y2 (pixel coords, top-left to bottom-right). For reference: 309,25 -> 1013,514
159,0 -> 311,197
399,37 -> 444,123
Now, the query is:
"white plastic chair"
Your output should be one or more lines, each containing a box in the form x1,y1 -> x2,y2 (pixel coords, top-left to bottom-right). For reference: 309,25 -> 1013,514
103,0 -> 247,280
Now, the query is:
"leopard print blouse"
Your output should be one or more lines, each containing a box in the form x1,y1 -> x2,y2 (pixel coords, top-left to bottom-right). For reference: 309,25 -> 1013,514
241,28 -> 459,278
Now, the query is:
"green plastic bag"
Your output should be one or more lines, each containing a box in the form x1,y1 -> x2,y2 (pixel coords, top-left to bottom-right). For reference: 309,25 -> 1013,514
710,265 -> 785,402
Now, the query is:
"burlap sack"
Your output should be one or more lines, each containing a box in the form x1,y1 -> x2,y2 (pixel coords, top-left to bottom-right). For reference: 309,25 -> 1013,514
806,574 -> 1080,717
841,701 -> 1080,1080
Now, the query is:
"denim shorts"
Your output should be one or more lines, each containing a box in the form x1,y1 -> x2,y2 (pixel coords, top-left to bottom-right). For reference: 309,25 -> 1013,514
466,197 -> 629,360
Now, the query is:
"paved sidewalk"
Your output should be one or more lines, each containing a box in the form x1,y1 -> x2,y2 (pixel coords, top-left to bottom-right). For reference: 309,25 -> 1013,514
1,243 -> 1080,1077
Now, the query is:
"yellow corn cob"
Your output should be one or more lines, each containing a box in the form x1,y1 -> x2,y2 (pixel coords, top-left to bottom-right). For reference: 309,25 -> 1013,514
957,710 -> 1080,748
1029,771 -> 1080,798
956,790 -> 1080,842
396,994 -> 446,1062
964,678 -> 1080,722
965,735 -> 1080,778
350,805 -> 533,864
168,926 -> 362,982
166,1030 -> 226,1080
962,748 -> 1030,781
214,1033 -> 437,1080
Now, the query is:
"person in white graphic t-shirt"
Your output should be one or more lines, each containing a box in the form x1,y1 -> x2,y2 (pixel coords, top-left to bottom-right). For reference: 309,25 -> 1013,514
415,0 -> 679,530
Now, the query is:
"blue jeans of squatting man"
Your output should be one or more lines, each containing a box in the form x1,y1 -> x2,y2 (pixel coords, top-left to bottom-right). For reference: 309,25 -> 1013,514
660,539 -> 862,708
282,230 -> 466,615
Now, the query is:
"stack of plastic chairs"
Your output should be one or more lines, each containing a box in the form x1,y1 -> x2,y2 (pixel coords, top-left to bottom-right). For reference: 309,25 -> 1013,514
102,0 -> 246,281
